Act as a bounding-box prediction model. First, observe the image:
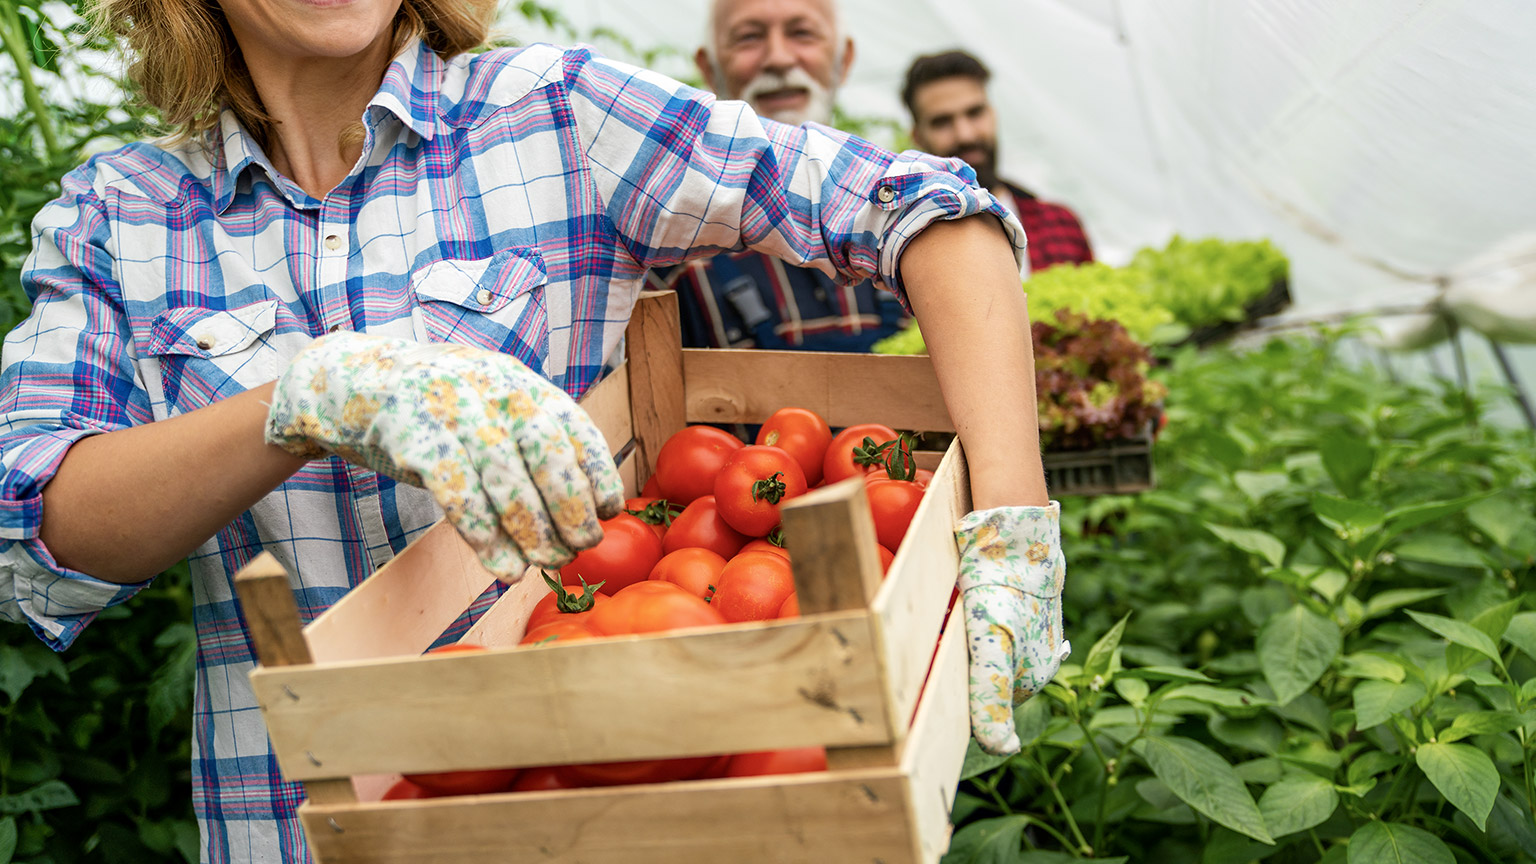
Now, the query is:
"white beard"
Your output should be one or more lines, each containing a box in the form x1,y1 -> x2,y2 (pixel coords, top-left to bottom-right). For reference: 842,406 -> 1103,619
737,66 -> 837,127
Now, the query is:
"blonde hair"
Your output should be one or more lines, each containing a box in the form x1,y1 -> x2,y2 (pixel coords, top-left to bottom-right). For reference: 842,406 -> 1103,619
90,0 -> 496,146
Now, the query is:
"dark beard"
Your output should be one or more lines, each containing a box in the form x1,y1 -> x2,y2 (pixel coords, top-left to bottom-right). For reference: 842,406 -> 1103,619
952,142 -> 999,191
972,143 -> 999,191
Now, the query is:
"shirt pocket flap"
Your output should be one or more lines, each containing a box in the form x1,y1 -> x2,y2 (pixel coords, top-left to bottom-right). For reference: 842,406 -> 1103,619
146,299 -> 281,358
410,248 -> 547,312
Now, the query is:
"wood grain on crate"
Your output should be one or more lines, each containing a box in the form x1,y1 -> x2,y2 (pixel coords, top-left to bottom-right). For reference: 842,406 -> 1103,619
780,478 -> 885,615
624,292 -> 686,486
302,769 -> 918,864
302,518 -> 493,664
682,348 -> 955,432
253,611 -> 893,780
901,601 -> 971,863
296,597 -> 973,864
871,439 -> 970,732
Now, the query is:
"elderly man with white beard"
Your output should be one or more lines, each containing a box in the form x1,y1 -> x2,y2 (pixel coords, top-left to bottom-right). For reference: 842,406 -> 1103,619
647,0 -> 909,352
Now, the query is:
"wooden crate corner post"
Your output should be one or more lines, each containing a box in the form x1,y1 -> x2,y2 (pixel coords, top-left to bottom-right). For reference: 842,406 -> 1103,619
624,290 -> 686,487
780,480 -> 899,771
232,553 -> 357,806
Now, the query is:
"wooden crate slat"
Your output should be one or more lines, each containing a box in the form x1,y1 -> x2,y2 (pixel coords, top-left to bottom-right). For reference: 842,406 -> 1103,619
576,357 -> 635,458
302,771 -> 916,864
871,438 -> 971,731
682,349 -> 955,432
901,602 -> 971,864
302,521 -> 497,664
257,612 -> 891,780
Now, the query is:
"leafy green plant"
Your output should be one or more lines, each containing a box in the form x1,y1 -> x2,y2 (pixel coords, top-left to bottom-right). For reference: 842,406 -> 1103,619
1034,310 -> 1165,451
1133,236 -> 1289,330
948,329 -> 1536,863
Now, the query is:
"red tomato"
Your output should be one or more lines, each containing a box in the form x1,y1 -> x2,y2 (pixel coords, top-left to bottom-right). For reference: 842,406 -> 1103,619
867,479 -> 925,552
696,754 -> 735,779
641,473 -> 663,497
381,778 -> 431,800
403,766 -> 520,796
739,538 -> 790,559
559,512 -> 664,594
755,407 -> 832,486
714,445 -> 808,537
663,496 -> 750,559
823,423 -> 899,484
590,581 -> 725,635
878,544 -> 895,577
915,468 -> 935,488
724,747 -> 828,777
625,496 -> 680,540
655,426 -> 743,505
554,755 -> 719,787
525,575 -> 609,633
649,547 -> 727,601
712,551 -> 797,623
778,593 -> 800,618
519,619 -> 601,646
510,766 -> 582,792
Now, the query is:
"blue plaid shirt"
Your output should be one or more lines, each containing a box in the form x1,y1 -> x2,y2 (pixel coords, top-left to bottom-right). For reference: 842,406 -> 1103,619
0,39 -> 1024,863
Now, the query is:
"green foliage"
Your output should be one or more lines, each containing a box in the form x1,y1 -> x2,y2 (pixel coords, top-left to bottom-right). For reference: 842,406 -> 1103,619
1023,263 -> 1178,346
0,6 -> 199,857
1,563 -> 197,864
874,237 -> 1291,357
0,0 -> 156,336
947,330 -> 1536,863
1133,235 -> 1289,330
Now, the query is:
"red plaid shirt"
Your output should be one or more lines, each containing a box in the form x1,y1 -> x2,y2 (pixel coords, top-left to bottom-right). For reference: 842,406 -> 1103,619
999,182 -> 1094,272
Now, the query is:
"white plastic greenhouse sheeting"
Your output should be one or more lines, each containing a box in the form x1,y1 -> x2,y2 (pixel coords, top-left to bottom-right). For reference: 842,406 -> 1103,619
513,0 -> 1536,417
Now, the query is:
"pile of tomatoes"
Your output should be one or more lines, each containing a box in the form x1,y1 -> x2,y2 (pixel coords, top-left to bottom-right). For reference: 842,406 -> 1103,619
382,407 -> 932,801
523,406 -> 933,644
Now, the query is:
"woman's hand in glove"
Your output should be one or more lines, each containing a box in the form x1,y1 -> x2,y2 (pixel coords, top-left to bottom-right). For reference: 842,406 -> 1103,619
265,332 -> 624,581
956,501 -> 1070,755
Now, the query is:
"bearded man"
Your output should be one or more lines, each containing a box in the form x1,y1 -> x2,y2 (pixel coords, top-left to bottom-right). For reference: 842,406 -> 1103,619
648,0 -> 907,350
903,49 -> 1094,273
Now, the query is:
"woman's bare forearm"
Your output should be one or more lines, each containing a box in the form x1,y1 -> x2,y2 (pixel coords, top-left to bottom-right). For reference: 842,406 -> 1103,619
900,215 -> 1050,510
39,382 -> 310,583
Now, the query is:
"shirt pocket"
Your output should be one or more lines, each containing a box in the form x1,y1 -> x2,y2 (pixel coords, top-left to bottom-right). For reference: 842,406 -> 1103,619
146,299 -> 282,412
410,248 -> 550,375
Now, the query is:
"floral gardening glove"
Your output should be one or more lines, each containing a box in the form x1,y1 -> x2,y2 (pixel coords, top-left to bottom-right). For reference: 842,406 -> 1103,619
956,501 -> 1070,755
266,332 -> 625,581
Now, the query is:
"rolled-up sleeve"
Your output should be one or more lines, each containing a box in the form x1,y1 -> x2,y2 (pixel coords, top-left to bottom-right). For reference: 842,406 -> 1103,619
0,168 -> 155,650
558,48 -> 1028,307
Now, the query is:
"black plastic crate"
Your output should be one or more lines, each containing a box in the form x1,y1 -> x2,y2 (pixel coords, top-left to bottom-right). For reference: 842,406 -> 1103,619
1177,278 -> 1293,349
1043,431 -> 1155,497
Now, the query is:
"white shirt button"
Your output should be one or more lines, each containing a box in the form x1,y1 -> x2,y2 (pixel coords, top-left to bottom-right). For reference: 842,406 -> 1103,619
327,323 -> 345,333
196,337 -> 214,350
876,186 -> 896,204
476,289 -> 494,306
324,234 -> 342,251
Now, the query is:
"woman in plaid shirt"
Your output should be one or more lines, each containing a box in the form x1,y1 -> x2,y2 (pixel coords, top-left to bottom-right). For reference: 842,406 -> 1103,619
0,0 -> 1069,860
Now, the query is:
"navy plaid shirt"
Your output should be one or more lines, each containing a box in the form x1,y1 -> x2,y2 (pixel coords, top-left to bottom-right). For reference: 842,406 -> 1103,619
0,39 -> 1024,863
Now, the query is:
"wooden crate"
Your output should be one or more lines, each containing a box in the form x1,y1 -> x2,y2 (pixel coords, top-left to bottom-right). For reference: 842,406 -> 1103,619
234,291 -> 975,863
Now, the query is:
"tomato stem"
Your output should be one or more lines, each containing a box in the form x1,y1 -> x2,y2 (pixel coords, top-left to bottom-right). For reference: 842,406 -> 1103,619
750,471 -> 787,504
625,499 -> 679,528
766,526 -> 786,548
853,434 -> 918,481
542,571 -> 605,613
